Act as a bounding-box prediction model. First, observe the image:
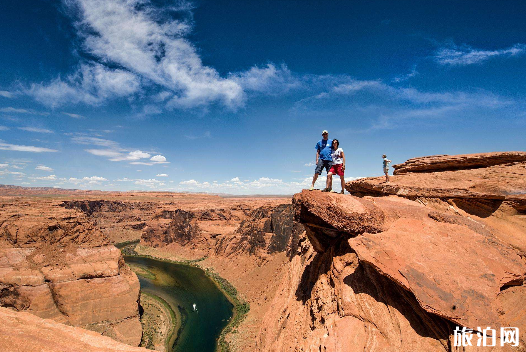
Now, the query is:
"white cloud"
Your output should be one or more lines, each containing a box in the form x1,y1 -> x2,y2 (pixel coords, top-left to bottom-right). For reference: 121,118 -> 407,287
0,141 -> 57,153
86,149 -> 123,158
435,43 -> 526,66
134,178 -> 164,188
29,63 -> 141,108
72,136 -> 120,148
63,176 -> 108,184
62,112 -> 85,119
180,179 -> 198,185
29,0 -> 244,109
73,136 -> 168,165
176,176 -> 309,195
0,163 -> 8,168
36,165 -> 53,172
0,126 -> 9,131
304,162 -> 315,167
150,155 -> 168,163
31,174 -> 57,181
0,107 -> 48,115
392,65 -> 418,83
110,150 -> 151,162
19,127 -> 54,134
0,91 -> 14,98
156,173 -> 168,177
231,63 -> 302,94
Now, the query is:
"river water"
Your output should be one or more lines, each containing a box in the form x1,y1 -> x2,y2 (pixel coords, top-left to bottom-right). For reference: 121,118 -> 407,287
124,256 -> 233,352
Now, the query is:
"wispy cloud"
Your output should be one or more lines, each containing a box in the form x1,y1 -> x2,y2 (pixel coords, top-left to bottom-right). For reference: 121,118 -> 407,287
0,140 -> 58,153
0,107 -> 48,115
36,165 -> 54,172
62,112 -> 85,119
0,126 -> 9,131
30,174 -> 57,181
29,63 -> 141,108
156,173 -> 168,177
72,135 -> 169,165
19,127 -> 54,134
231,63 -> 302,94
434,43 -> 526,66
392,65 -> 418,83
28,0 -> 244,109
0,91 -> 14,98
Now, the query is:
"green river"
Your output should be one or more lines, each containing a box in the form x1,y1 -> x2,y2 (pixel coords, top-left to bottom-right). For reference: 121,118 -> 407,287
124,256 -> 233,352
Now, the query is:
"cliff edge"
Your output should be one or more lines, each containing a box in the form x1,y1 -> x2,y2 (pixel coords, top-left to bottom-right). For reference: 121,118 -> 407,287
258,152 -> 526,351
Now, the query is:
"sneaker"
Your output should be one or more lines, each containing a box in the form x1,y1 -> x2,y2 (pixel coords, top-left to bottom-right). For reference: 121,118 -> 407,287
309,186 -> 314,191
321,188 -> 331,192
340,190 -> 344,194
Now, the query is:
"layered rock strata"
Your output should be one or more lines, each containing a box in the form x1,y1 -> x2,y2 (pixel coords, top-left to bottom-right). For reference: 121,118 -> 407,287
392,151 -> 526,174
257,153 -> 526,351
0,200 -> 142,346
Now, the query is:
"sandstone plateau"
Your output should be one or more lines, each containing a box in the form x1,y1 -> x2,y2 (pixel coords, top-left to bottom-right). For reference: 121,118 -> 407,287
0,151 -> 525,351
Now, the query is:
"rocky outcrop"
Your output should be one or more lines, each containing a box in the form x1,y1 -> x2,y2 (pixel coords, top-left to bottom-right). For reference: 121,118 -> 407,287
264,153 -> 526,351
293,191 -> 526,333
0,307 -> 147,352
214,204 -> 304,258
0,200 -> 142,346
392,151 -> 526,174
142,209 -> 201,247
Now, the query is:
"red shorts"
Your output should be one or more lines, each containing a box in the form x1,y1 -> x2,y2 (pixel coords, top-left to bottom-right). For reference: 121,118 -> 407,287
329,163 -> 344,176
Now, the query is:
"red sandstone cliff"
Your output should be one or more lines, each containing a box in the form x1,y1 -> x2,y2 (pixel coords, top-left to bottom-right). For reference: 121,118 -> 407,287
0,199 -> 142,346
256,152 -> 526,351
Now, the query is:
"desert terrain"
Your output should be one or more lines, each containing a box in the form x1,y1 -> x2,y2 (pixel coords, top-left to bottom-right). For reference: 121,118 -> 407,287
0,151 -> 525,351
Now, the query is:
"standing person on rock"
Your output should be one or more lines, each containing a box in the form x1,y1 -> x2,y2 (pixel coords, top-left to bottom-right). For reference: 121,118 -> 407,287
327,139 -> 346,194
383,154 -> 391,183
310,130 -> 333,191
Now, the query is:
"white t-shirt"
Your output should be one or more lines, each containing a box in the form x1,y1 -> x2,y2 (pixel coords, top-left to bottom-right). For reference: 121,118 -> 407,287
331,148 -> 344,165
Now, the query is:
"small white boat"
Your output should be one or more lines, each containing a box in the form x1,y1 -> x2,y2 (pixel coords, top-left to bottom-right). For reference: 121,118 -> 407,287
193,303 -> 197,311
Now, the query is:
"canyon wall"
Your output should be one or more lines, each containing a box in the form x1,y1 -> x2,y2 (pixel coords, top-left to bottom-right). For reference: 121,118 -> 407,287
256,152 -> 526,351
0,199 -> 142,346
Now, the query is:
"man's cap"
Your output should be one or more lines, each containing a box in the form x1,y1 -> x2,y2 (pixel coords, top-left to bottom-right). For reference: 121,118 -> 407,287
322,130 -> 329,134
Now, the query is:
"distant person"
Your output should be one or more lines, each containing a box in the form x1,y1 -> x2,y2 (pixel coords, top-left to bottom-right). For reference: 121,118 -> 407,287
310,130 -> 333,191
327,139 -> 346,194
383,154 -> 391,183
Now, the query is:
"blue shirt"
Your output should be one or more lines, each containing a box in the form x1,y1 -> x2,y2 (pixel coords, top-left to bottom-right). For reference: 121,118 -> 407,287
316,139 -> 333,161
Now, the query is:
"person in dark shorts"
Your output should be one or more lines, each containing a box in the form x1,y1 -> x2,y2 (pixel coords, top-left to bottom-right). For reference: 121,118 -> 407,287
310,130 -> 333,191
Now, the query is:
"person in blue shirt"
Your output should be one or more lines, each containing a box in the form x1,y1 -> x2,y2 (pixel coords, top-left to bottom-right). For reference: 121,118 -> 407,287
310,130 -> 333,191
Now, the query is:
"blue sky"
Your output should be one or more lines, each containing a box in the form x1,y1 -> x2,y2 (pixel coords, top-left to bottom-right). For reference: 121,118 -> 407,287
0,0 -> 525,194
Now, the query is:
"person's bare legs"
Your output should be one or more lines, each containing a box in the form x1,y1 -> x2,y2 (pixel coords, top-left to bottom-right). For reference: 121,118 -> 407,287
311,173 -> 319,189
340,175 -> 345,193
327,172 -> 333,190
384,172 -> 389,183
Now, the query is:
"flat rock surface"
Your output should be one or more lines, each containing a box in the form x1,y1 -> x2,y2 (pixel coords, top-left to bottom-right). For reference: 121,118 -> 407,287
347,160 -> 526,201
392,151 -> 526,174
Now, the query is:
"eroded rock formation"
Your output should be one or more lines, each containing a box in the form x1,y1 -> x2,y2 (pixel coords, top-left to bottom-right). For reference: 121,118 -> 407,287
0,200 -> 142,346
258,152 -> 526,351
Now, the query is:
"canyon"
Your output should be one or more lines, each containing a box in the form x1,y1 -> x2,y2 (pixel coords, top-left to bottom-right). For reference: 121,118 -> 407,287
0,151 -> 525,351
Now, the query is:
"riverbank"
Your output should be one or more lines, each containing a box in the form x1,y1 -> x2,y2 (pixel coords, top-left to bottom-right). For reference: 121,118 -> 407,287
118,241 -> 248,352
139,292 -> 178,351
